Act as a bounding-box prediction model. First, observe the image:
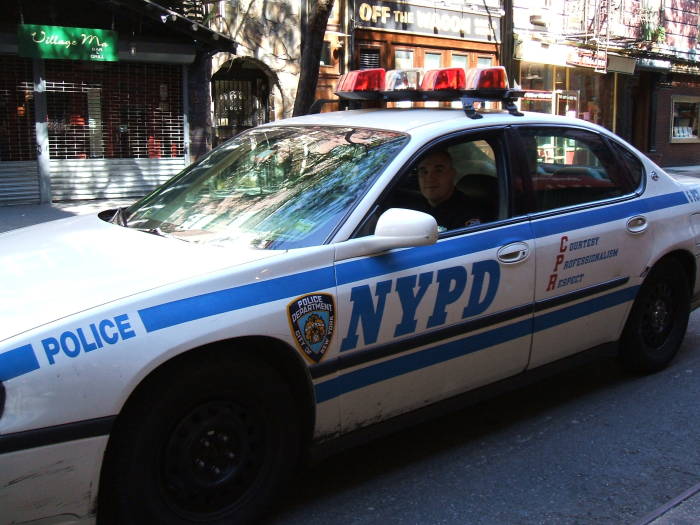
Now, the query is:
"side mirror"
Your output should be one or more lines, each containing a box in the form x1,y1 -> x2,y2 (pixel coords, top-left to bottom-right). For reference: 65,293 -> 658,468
334,208 -> 438,261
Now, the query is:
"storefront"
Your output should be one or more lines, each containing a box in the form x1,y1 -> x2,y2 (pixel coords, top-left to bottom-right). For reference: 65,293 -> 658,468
513,38 -> 638,136
0,1 -> 237,206
0,28 -> 196,205
652,68 -> 700,166
350,1 -> 502,96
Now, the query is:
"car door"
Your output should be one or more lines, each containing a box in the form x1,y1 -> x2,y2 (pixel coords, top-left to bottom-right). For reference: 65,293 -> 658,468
514,125 -> 653,368
319,129 -> 537,432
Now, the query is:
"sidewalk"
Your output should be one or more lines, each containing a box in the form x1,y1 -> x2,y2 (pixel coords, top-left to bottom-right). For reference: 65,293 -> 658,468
665,165 -> 700,178
0,198 -> 135,233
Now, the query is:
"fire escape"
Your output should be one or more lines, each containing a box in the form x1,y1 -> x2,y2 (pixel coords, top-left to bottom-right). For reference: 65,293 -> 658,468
563,0 -> 636,72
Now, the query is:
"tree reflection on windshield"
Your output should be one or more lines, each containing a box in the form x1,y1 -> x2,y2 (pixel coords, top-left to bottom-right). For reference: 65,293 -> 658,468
125,126 -> 407,249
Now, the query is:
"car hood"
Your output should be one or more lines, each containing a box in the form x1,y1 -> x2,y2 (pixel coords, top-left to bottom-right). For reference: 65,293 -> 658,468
0,214 -> 278,342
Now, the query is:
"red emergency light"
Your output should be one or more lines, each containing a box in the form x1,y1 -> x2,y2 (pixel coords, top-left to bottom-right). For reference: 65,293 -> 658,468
332,66 -> 524,118
336,69 -> 385,98
465,66 -> 508,91
421,67 -> 466,91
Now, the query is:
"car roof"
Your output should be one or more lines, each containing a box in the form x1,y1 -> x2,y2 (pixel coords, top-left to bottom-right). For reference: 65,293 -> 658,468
267,108 -> 608,136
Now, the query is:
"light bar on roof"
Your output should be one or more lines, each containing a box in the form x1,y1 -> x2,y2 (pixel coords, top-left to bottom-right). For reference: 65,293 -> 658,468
334,66 -> 524,117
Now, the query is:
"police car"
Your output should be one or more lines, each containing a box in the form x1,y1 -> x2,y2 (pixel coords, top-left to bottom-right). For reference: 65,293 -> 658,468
2,66 -> 700,524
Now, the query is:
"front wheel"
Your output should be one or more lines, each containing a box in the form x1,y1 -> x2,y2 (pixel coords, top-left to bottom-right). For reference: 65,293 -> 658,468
619,258 -> 691,373
98,354 -> 301,525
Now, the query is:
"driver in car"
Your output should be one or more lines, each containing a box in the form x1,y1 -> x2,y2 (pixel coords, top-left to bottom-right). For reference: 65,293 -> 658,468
414,150 -> 488,230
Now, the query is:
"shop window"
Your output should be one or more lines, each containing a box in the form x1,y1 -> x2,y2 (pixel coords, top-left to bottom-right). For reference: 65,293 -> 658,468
451,54 -> 468,70
521,62 -> 553,91
320,41 -> 333,66
395,49 -> 414,69
569,68 -> 613,129
477,56 -> 493,67
671,96 -> 700,143
359,48 -> 380,69
44,60 -> 183,160
555,68 -> 567,91
521,92 -> 554,114
425,52 -> 442,69
0,56 -> 36,161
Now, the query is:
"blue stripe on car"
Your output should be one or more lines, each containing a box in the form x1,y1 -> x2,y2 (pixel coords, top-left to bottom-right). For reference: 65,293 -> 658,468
138,266 -> 336,332
0,344 -> 40,382
314,285 -> 640,402
138,192 -> 687,332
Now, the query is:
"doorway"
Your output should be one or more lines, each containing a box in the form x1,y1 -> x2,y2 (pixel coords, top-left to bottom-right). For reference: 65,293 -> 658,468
212,59 -> 273,145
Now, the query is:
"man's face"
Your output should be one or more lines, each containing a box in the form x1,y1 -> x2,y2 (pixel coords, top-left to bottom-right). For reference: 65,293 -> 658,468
418,152 -> 456,206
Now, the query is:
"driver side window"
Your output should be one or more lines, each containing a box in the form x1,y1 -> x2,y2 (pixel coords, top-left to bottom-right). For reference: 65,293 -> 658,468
385,137 -> 503,233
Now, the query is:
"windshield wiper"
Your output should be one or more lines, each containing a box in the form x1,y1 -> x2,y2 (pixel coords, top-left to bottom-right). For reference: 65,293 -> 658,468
142,226 -> 167,237
138,226 -> 189,242
110,207 -> 128,227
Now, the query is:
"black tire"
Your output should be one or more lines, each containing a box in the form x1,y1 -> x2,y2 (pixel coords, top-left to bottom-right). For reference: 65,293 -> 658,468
619,257 -> 691,373
98,353 -> 301,525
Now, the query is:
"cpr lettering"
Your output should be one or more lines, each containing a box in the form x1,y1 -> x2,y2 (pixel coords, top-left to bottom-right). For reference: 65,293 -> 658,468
42,314 -> 136,365
547,235 -> 567,292
340,260 -> 500,351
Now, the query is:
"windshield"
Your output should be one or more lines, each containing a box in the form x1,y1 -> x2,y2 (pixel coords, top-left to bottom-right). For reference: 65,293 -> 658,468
124,125 -> 407,249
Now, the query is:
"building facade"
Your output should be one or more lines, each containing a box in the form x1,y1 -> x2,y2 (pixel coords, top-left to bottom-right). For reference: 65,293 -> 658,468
315,0 -> 504,108
205,1 -> 305,145
508,0 -> 700,167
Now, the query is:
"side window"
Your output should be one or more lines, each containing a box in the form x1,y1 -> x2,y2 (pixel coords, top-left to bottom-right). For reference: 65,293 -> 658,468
517,127 -> 631,212
608,140 -> 645,190
384,136 -> 503,233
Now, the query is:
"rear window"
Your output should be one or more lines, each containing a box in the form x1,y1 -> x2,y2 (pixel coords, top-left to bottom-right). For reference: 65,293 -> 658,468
517,126 -> 635,212
608,140 -> 645,190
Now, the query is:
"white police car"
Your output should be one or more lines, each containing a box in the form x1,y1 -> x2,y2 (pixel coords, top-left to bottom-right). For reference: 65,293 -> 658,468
2,66 -> 700,524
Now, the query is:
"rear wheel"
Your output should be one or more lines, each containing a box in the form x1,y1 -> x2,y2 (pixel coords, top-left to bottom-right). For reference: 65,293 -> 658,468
99,354 -> 300,525
619,258 -> 691,373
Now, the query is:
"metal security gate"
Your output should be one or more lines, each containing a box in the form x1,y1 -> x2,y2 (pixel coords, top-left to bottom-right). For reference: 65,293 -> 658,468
0,55 -> 40,205
44,60 -> 186,201
50,158 -> 185,200
212,60 -> 271,145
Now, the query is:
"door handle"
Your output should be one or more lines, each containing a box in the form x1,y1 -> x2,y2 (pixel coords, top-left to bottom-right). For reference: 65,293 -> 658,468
497,241 -> 530,264
626,215 -> 648,234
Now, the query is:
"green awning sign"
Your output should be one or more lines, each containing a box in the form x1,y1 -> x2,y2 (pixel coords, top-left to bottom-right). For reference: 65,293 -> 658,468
18,24 -> 119,61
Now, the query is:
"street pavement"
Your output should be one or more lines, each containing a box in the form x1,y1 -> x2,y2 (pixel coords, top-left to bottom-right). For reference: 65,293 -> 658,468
624,157 -> 700,525
2,168 -> 700,523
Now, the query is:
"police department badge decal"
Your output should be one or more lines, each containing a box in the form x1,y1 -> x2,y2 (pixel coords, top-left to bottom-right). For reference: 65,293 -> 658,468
287,293 -> 335,363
